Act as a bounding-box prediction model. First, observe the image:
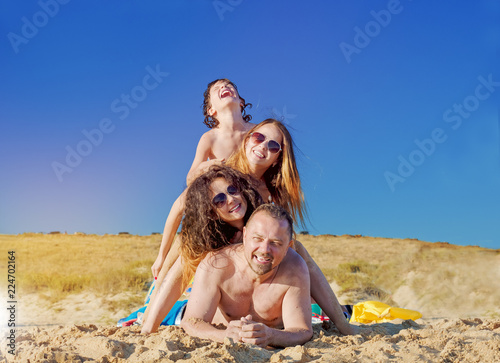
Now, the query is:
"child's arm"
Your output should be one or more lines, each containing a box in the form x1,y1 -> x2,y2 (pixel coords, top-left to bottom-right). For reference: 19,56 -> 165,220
151,191 -> 185,278
151,132 -> 212,278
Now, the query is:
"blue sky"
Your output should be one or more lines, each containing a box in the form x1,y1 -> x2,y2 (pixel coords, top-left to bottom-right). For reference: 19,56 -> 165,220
1,1 -> 499,249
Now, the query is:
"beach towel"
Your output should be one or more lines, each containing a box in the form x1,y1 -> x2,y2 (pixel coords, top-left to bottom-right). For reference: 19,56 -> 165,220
311,304 -> 353,323
117,300 -> 187,327
350,301 -> 422,324
117,278 -> 193,327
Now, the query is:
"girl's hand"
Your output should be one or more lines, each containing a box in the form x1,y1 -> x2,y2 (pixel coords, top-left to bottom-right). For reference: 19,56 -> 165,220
151,254 -> 164,279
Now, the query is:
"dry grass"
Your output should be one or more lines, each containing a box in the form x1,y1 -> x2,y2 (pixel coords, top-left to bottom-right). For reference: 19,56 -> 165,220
298,234 -> 500,318
1,233 -> 499,321
0,233 -> 159,311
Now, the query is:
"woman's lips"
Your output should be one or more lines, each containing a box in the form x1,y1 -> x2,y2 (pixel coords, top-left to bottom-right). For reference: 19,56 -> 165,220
229,203 -> 241,213
253,150 -> 264,159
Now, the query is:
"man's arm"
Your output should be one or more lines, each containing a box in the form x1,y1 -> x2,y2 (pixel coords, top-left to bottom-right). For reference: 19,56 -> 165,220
240,251 -> 313,347
180,255 -> 235,342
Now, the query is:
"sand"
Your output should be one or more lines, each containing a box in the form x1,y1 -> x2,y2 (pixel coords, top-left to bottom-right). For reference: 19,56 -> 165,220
1,318 -> 499,362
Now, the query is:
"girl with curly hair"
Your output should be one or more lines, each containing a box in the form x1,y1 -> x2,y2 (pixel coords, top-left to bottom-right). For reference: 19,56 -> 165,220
179,165 -> 263,287
141,165 -> 263,331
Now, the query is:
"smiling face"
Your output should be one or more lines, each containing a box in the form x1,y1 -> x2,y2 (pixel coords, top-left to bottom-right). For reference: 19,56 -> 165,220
210,177 -> 247,228
242,211 -> 292,276
207,80 -> 240,117
245,123 -> 283,170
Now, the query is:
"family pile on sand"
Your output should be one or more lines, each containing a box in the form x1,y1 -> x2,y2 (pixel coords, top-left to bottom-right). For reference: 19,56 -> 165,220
121,79 -> 362,347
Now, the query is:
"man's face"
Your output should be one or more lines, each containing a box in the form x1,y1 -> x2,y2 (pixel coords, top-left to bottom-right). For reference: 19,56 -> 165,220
208,80 -> 240,116
243,211 -> 292,276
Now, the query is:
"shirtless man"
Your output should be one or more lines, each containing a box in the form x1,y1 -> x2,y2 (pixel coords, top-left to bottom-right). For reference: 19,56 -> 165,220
181,204 -> 313,348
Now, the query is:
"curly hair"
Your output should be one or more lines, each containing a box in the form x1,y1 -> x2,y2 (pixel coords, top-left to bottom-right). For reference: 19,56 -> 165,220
202,78 -> 252,129
180,165 -> 263,287
227,119 -> 307,227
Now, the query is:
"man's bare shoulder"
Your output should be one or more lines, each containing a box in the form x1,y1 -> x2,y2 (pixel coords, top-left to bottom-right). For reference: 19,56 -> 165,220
279,248 -> 309,282
198,244 -> 241,275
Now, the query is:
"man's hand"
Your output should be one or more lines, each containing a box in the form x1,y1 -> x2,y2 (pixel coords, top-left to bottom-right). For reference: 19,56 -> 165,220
239,315 -> 272,347
225,319 -> 244,342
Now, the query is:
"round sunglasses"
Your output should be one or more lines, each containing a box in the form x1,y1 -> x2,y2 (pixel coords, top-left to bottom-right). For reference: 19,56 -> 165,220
249,132 -> 282,154
212,185 -> 240,208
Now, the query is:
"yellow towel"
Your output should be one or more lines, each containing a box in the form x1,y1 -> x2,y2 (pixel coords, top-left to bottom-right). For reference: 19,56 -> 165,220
350,301 -> 422,324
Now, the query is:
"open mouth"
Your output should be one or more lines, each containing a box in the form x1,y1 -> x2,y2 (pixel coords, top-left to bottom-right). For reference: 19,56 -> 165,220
229,203 -> 241,213
253,150 -> 265,159
254,254 -> 272,264
220,89 -> 232,98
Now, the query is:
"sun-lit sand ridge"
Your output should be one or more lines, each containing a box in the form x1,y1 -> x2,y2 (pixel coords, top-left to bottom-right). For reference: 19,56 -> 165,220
0,233 -> 499,362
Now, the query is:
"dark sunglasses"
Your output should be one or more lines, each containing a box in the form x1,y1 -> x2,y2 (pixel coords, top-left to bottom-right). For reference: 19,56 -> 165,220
249,132 -> 282,154
212,185 -> 240,208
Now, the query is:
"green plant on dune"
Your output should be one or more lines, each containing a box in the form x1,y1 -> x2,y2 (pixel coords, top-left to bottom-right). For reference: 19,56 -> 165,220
329,260 -> 395,305
331,260 -> 377,289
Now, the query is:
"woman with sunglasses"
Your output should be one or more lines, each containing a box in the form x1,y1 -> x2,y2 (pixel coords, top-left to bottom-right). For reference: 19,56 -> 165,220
179,165 -> 263,290
227,118 -> 305,225
141,165 -> 262,332
142,119 -> 358,336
